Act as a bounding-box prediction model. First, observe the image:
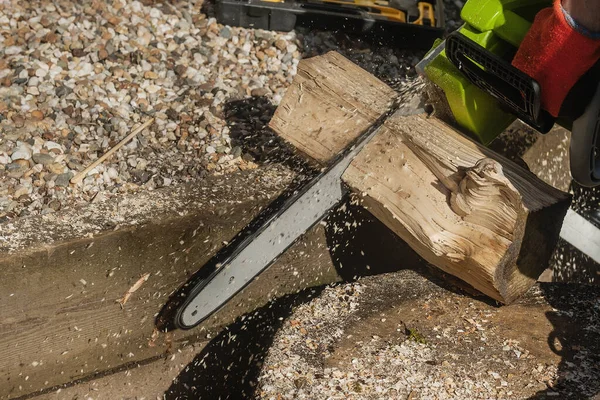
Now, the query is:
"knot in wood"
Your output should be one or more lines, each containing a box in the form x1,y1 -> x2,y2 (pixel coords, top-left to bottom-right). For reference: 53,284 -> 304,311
449,158 -> 521,238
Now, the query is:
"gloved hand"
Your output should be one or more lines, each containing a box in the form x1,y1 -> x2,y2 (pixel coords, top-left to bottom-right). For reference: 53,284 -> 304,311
511,0 -> 600,117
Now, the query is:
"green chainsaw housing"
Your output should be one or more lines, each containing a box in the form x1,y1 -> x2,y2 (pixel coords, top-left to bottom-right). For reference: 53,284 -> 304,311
421,0 -> 552,144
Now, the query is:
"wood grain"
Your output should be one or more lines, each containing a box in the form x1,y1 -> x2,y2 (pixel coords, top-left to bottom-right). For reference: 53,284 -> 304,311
343,113 -> 570,303
269,51 -> 397,164
0,172 -> 339,399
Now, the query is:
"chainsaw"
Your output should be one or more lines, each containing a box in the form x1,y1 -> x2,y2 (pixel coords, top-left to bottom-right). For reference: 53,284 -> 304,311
166,0 -> 600,330
416,0 -> 600,188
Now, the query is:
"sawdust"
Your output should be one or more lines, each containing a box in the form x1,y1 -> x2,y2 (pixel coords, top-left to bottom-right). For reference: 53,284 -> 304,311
0,165 -> 294,254
257,272 -> 600,399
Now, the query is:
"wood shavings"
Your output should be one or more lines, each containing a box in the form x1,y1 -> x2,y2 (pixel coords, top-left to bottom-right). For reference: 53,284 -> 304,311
148,328 -> 160,348
116,272 -> 150,308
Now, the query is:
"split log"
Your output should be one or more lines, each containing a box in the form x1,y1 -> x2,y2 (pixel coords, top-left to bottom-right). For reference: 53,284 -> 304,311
270,51 -> 397,163
270,51 -> 571,303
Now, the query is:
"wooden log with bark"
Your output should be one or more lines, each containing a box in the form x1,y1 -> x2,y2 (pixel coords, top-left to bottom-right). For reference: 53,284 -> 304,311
270,51 -> 571,304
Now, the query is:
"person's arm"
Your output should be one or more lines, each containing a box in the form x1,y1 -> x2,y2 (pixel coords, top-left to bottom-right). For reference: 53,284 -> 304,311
563,0 -> 600,34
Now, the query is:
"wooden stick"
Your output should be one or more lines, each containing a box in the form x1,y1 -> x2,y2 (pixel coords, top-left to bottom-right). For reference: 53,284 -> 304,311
70,118 -> 154,184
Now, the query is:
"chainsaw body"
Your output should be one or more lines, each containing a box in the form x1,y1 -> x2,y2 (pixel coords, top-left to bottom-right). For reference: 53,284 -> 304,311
418,0 -> 600,186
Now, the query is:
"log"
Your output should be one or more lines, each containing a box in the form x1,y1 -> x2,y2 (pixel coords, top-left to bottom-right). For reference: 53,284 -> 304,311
269,51 -> 397,164
270,51 -> 571,303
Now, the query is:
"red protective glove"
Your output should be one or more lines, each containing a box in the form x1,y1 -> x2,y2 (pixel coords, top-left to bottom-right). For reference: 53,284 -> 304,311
511,0 -> 600,117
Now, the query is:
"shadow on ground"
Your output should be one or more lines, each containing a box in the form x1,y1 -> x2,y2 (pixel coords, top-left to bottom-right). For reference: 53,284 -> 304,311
164,287 -> 325,399
163,197 -> 495,399
527,283 -> 600,399
162,99 -> 599,398
533,182 -> 600,399
223,97 -> 308,169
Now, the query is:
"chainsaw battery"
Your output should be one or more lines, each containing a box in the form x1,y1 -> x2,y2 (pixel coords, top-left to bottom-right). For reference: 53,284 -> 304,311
216,0 -> 445,49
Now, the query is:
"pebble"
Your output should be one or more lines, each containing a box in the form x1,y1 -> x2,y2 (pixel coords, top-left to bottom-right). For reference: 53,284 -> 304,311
274,39 -> 287,51
107,167 -> 119,180
67,158 -> 83,171
254,30 -> 275,40
47,163 -> 66,175
0,197 -> 10,210
31,110 -> 44,120
174,64 -> 187,76
231,146 -> 242,158
44,141 -> 63,152
251,87 -> 269,97
55,172 -> 73,187
0,0 -> 300,218
146,85 -> 160,94
54,85 -> 66,97
5,46 -> 22,55
32,153 -> 55,165
11,115 -> 25,128
6,162 -> 28,179
14,185 -> 29,198
144,71 -> 159,79
11,144 -> 32,161
220,27 -> 232,39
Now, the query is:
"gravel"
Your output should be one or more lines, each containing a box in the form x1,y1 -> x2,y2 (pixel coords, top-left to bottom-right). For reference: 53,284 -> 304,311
0,0 -> 302,219
0,0 -> 466,221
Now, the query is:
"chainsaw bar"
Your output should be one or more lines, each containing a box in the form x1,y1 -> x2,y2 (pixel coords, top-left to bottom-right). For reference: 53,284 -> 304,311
174,100 -> 402,330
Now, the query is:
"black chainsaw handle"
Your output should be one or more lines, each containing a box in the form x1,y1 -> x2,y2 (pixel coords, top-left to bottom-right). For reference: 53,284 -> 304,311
445,31 -> 555,134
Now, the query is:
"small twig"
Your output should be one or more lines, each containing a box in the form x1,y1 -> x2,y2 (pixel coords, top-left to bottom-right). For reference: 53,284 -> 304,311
70,118 -> 154,184
163,1 -> 184,18
116,272 -> 151,308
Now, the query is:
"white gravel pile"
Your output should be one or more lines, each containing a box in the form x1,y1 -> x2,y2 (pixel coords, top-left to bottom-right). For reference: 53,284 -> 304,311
0,0 -> 301,218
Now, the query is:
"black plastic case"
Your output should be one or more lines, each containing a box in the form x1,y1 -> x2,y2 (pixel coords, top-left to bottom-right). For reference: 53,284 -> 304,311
216,0 -> 445,49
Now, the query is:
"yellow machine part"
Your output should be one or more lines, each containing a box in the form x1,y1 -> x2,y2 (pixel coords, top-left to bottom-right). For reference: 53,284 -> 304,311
260,0 -> 435,25
414,2 -> 435,25
322,0 -> 407,22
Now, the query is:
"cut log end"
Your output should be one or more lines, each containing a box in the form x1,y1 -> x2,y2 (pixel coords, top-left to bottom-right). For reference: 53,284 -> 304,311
343,117 -> 569,304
